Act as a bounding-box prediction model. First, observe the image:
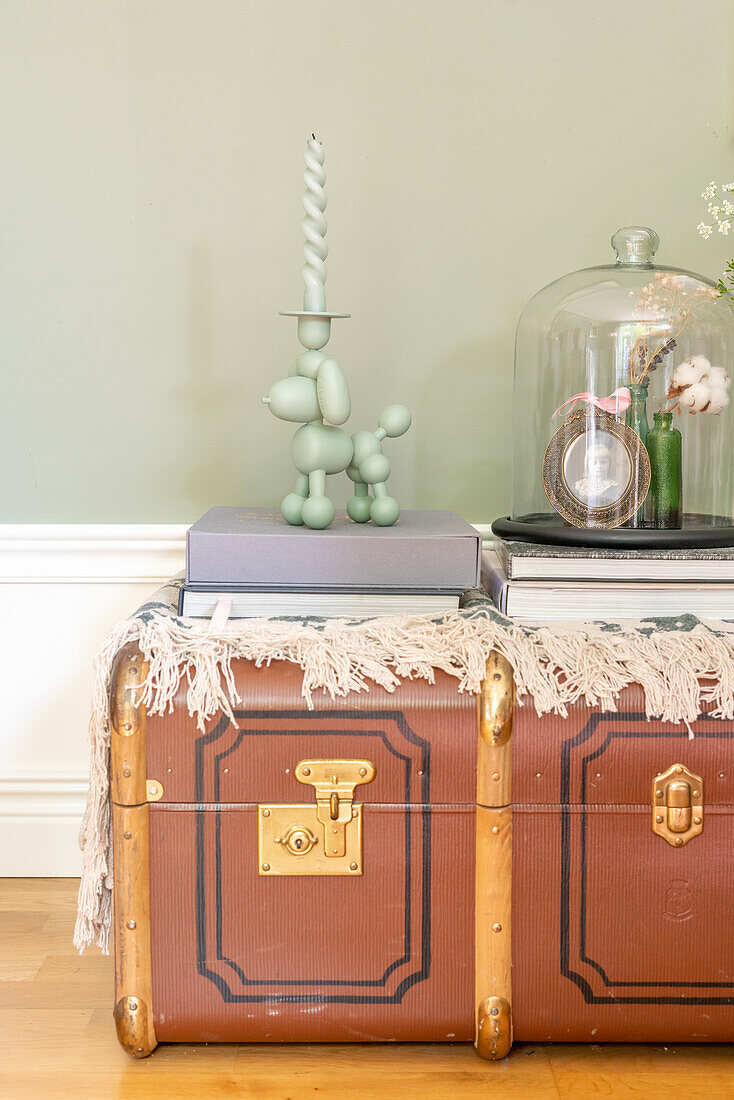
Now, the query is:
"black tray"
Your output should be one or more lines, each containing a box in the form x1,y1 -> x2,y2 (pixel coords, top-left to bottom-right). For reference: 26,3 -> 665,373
491,514 -> 734,550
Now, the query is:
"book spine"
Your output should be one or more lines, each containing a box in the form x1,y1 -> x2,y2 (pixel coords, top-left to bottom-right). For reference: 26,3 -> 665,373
495,539 -> 510,580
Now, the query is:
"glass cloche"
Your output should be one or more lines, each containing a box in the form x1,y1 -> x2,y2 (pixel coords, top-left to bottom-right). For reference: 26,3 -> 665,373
494,227 -> 734,547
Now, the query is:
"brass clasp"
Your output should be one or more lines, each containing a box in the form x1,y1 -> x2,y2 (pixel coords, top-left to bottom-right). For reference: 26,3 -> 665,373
652,764 -> 704,847
258,759 -> 376,875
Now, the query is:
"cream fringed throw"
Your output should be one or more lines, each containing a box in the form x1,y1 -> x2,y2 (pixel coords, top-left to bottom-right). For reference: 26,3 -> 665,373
74,578 -> 734,954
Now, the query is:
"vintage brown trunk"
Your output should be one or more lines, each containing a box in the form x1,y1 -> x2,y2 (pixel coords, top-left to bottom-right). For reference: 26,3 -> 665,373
111,647 -> 734,1059
512,685 -> 734,1044
111,654 -> 481,1052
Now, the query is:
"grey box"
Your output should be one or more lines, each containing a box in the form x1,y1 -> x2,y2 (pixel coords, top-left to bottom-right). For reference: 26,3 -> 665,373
186,507 -> 481,591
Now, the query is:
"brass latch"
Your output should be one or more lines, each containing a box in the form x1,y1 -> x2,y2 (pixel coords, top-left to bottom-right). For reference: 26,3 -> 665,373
258,759 -> 376,875
652,764 -> 704,847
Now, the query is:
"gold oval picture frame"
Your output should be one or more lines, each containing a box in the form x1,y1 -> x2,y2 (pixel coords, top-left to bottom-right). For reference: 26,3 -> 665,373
542,407 -> 651,529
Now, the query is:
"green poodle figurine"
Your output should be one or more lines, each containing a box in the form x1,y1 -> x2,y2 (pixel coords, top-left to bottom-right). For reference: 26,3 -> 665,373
263,135 -> 411,530
263,337 -> 411,530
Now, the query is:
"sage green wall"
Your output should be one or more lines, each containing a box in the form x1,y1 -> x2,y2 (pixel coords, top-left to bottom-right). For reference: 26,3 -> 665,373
1,0 -> 732,523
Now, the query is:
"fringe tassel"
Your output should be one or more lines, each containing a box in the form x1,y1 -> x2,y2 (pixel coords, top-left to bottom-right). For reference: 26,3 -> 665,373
73,589 -> 734,954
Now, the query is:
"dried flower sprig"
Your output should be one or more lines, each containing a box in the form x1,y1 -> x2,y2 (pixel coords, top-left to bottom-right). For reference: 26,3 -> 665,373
633,337 -> 676,377
627,274 -> 716,384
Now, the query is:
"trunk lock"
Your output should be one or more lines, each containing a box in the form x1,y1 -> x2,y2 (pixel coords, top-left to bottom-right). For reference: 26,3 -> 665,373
258,759 -> 376,875
652,764 -> 704,847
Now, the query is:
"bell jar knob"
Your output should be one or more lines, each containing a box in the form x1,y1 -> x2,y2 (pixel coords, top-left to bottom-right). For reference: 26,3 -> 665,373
612,226 -> 660,265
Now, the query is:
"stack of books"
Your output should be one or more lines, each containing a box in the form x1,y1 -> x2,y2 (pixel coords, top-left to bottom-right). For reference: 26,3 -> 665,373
179,507 -> 481,618
485,537 -> 734,622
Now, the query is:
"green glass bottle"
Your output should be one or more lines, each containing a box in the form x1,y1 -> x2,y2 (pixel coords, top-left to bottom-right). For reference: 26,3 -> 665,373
625,382 -> 650,527
647,411 -> 682,529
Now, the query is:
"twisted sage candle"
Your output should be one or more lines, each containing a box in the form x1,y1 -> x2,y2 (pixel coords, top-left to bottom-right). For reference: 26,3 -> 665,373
302,135 -> 328,312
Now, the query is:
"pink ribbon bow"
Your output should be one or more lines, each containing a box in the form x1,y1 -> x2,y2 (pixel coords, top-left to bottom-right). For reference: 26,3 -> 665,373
553,387 -> 631,418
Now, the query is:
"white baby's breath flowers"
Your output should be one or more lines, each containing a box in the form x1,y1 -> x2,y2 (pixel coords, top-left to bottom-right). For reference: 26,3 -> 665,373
700,181 -> 734,240
657,273 -> 686,291
667,355 -> 731,415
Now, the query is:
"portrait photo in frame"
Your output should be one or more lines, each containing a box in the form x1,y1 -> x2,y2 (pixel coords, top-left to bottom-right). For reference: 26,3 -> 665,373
542,407 -> 651,529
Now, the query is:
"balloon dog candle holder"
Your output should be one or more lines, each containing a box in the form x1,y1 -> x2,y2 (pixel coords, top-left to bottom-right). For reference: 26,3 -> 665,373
262,136 -> 411,530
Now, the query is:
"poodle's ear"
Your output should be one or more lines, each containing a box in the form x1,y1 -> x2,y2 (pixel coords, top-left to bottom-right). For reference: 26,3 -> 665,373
316,358 -> 351,425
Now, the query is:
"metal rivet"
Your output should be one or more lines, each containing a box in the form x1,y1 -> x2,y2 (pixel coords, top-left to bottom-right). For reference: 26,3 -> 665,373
127,920 -> 136,930
492,773 -> 500,781
417,769 -> 424,776
129,668 -> 137,676
124,831 -> 131,839
167,768 -> 172,773
224,768 -> 229,774
359,768 -> 367,776
302,767 -> 311,776
720,772 -> 726,779
262,808 -> 270,817
655,790 -> 663,799
692,790 -> 700,798
123,768 -> 131,777
675,837 -> 683,847
595,772 -> 601,779
492,923 -> 502,933
676,766 -> 683,774
149,785 -> 157,795
262,863 -> 270,872
656,815 -> 664,823
491,825 -> 499,834
350,862 -> 358,871
493,672 -> 501,681
694,816 -> 702,825
490,1007 -> 499,1016
129,1001 -> 137,1011
536,772 -> 542,779
124,723 -> 132,731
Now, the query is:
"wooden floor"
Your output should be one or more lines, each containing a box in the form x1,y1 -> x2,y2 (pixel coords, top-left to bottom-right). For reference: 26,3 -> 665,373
2,880 -> 734,1099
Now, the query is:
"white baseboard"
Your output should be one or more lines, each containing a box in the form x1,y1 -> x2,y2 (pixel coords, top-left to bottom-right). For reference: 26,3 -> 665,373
0,774 -> 88,876
0,519 -> 489,877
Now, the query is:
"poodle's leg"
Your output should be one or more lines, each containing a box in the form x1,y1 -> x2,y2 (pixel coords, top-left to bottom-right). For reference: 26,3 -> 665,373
358,453 -> 400,526
370,480 -> 400,526
281,474 -> 309,526
346,481 -> 372,523
302,470 -> 335,530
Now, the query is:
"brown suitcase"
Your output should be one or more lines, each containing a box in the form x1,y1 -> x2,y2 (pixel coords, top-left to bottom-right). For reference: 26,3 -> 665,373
109,642 -> 512,1057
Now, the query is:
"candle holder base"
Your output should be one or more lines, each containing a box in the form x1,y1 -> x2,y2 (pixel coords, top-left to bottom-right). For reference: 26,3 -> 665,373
280,310 -> 351,352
